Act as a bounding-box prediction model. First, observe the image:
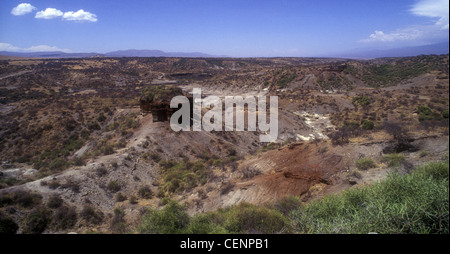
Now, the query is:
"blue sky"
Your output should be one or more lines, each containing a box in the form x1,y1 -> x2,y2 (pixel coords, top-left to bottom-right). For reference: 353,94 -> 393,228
0,0 -> 448,57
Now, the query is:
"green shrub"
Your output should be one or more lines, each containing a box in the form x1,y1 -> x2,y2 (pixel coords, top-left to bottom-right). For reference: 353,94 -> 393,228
107,181 -> 121,193
80,205 -> 103,225
138,201 -> 189,234
97,113 -> 106,122
416,160 -> 449,180
290,161 -> 449,234
352,96 -> 371,106
361,120 -> 374,130
138,186 -> 153,199
184,213 -> 228,234
80,129 -> 90,139
222,203 -> 289,234
277,73 -> 296,88
212,159 -> 223,167
158,161 -> 208,196
355,157 -> 376,170
54,206 -> 77,230
23,207 -> 51,234
87,121 -> 101,131
442,110 -> 449,119
382,153 -> 405,167
11,191 -> 42,208
418,105 -> 432,116
417,105 -> 441,122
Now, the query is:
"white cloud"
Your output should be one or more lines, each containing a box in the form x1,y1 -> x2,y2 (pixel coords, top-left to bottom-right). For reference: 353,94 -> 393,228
25,45 -> 71,52
360,28 -> 424,43
11,3 -> 37,16
360,0 -> 449,43
34,8 -> 98,22
410,0 -> 449,29
35,8 -> 63,19
63,9 -> 98,22
0,42 -> 70,53
0,42 -> 21,51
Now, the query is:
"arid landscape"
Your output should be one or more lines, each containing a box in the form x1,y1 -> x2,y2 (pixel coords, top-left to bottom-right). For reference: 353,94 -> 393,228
0,54 -> 448,234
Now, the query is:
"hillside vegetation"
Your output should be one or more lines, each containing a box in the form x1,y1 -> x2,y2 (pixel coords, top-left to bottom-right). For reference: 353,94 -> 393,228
136,160 -> 449,234
0,54 -> 448,234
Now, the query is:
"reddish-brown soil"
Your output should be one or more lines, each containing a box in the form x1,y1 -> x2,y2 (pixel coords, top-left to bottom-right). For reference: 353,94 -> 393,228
221,142 -> 345,205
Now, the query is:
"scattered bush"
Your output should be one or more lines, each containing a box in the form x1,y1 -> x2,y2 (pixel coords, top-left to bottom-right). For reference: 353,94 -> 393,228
138,186 -> 153,199
382,153 -> 405,167
47,195 -> 63,209
96,166 -> 108,177
418,105 -> 442,122
97,113 -> 106,123
87,121 -> 101,131
129,195 -> 138,205
111,208 -> 127,234
54,206 -> 77,230
361,120 -> 374,130
107,180 -> 121,193
220,182 -> 235,195
330,122 -> 362,145
158,161 -> 208,196
355,158 -> 376,171
352,96 -> 371,106
62,180 -> 80,193
383,121 -> 412,152
80,129 -> 90,139
116,193 -> 128,202
23,207 -> 51,234
80,205 -> 103,225
442,110 -> 449,119
7,191 -> 42,209
277,73 -> 296,88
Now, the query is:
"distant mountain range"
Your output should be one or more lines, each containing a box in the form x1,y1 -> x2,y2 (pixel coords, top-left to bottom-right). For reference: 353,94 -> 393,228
0,49 -> 219,58
0,42 -> 448,59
